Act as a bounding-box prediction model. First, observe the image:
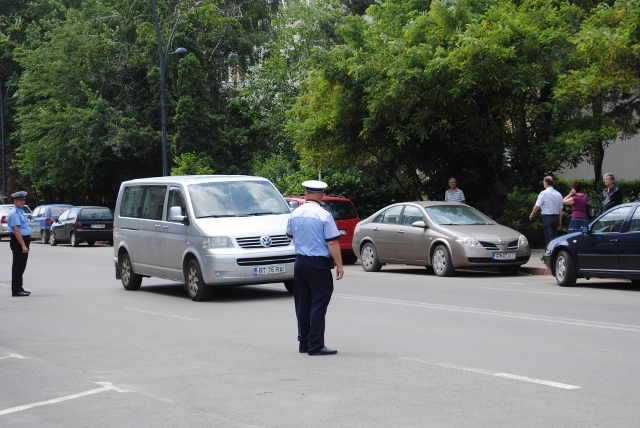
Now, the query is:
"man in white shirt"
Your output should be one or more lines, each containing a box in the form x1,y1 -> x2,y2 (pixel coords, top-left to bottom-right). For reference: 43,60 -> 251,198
529,176 -> 563,254
444,178 -> 466,204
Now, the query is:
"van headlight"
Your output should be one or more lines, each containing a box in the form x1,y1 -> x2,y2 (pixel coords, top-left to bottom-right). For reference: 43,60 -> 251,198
518,235 -> 529,246
203,237 -> 233,249
454,236 -> 482,247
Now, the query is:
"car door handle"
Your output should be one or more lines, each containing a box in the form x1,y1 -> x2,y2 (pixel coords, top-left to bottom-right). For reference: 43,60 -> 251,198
163,225 -> 168,231
155,224 -> 161,230
398,229 -> 404,233
609,239 -> 618,243
373,227 -> 379,231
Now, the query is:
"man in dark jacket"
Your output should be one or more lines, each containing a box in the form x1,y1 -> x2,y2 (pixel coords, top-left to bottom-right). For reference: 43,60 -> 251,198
602,173 -> 623,213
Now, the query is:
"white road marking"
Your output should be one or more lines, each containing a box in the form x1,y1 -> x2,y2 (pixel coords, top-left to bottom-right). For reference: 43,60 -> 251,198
478,287 -> 581,296
335,293 -> 640,332
401,357 -> 581,390
0,382 -> 130,416
125,308 -> 198,321
0,353 -> 30,360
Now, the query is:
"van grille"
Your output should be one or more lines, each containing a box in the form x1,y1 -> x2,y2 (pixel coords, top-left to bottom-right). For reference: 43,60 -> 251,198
237,255 -> 296,266
237,235 -> 291,249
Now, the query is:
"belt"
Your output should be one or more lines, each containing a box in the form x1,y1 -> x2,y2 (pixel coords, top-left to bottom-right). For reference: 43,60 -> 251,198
542,214 -> 559,217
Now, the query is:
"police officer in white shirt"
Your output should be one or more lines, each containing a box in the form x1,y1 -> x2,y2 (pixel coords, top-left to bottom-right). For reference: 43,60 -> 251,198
286,180 -> 344,356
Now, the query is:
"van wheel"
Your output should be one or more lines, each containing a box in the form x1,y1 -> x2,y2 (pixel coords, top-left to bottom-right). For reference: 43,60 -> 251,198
555,251 -> 577,287
360,243 -> 382,272
284,280 -> 294,293
186,260 -> 211,301
71,232 -> 79,247
120,252 -> 142,290
50,232 -> 58,246
432,245 -> 455,277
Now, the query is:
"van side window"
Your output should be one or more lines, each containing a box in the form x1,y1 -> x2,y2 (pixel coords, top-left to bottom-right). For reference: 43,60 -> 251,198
141,186 -> 167,220
167,188 -> 186,221
120,186 -> 145,218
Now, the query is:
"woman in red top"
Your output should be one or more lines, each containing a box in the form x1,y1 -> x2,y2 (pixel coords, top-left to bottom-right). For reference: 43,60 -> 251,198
563,180 -> 590,233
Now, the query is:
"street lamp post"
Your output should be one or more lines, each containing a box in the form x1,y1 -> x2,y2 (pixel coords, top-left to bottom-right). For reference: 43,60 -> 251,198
1,75 -> 15,203
150,0 -> 187,176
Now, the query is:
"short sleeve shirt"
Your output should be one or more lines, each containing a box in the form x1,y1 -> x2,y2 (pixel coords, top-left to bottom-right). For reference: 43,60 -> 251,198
535,187 -> 563,215
445,188 -> 465,203
7,206 -> 32,236
286,202 -> 340,257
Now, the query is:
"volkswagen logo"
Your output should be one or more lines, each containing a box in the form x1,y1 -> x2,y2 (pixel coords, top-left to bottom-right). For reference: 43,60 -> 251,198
260,236 -> 273,247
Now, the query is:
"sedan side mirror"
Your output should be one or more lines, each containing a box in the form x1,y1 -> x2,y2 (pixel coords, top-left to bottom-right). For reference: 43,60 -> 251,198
412,221 -> 428,229
580,225 -> 589,234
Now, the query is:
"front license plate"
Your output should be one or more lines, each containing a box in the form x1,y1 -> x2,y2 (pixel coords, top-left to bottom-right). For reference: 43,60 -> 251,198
91,224 -> 105,229
254,265 -> 285,276
493,252 -> 515,260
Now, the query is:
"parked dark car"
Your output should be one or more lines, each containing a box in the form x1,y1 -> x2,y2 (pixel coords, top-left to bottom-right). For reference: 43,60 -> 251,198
543,202 -> 640,287
29,204 -> 73,244
50,206 -> 114,247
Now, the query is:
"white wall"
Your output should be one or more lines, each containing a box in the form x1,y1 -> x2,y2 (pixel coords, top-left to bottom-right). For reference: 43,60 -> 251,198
560,134 -> 640,181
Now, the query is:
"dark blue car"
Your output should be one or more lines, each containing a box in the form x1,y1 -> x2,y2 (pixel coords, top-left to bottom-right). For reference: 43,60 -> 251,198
29,204 -> 73,244
543,202 -> 640,287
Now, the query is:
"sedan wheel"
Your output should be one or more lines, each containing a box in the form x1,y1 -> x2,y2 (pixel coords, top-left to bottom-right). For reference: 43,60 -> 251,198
71,232 -> 79,247
555,250 -> 577,287
41,231 -> 49,245
360,243 -> 382,272
186,260 -> 212,301
432,245 -> 455,277
50,232 -> 58,246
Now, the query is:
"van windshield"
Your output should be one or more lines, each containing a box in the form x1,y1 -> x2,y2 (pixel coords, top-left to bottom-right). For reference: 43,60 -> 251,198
188,181 -> 291,218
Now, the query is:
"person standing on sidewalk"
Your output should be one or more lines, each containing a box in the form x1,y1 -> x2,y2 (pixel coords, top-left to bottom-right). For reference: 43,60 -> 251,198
444,178 -> 466,204
529,177 -> 563,259
7,191 -> 32,297
602,173 -> 622,213
286,180 -> 344,356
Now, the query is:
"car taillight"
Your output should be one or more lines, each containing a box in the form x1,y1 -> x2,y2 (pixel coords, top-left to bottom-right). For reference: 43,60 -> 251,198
45,218 -> 53,224
1,215 -> 6,224
75,222 -> 83,229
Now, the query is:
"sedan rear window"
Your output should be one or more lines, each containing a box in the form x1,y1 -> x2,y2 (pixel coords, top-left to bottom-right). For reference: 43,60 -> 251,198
79,208 -> 113,220
50,207 -> 69,217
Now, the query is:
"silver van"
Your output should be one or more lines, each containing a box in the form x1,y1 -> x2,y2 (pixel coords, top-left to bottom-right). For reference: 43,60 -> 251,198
113,175 -> 295,301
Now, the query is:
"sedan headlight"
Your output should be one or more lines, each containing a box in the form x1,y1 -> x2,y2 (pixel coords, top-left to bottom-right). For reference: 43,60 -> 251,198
454,236 -> 483,247
203,236 -> 234,249
518,235 -> 529,247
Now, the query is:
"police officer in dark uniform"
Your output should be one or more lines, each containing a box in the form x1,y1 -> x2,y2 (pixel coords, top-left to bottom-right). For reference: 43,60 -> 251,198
7,191 -> 32,297
286,180 -> 344,355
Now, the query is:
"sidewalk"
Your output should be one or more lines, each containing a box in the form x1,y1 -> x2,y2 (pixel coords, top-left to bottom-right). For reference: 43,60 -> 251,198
520,249 -> 549,276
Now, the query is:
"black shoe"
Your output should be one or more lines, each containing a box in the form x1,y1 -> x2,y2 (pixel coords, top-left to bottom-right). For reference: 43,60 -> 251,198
22,290 -> 30,295
12,291 -> 29,297
299,341 -> 308,353
308,347 -> 338,356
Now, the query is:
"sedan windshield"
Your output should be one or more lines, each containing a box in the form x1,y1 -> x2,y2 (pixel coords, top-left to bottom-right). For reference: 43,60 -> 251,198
188,181 -> 291,218
425,205 -> 495,225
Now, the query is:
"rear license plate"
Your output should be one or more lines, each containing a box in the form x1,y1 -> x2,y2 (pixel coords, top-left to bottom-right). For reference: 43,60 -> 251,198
254,265 -> 285,276
339,230 -> 346,236
91,224 -> 105,229
493,252 -> 515,260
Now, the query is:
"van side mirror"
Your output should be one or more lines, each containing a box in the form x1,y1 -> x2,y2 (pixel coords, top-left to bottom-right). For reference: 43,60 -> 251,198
287,200 -> 299,210
169,206 -> 188,225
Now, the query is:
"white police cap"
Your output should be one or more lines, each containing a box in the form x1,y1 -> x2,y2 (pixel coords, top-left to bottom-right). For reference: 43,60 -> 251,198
302,180 -> 328,193
11,190 -> 27,199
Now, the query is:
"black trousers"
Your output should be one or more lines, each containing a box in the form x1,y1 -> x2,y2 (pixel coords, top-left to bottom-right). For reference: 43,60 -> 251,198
293,255 -> 334,353
10,234 -> 30,295
541,214 -> 559,246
